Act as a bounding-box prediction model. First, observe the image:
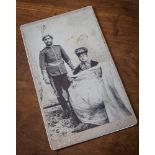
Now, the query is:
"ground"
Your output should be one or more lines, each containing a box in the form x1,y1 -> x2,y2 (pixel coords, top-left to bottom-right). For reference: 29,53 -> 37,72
44,105 -> 80,139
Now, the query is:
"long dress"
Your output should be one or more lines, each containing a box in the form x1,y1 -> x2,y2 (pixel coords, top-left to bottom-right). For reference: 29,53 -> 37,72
69,64 -> 109,125
68,63 -> 131,125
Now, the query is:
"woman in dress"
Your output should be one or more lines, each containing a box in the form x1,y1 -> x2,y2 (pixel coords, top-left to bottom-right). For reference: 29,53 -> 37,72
69,47 -> 132,132
69,47 -> 109,132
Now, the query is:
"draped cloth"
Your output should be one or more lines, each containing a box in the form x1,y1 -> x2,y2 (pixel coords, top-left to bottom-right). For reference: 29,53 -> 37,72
68,63 -> 131,125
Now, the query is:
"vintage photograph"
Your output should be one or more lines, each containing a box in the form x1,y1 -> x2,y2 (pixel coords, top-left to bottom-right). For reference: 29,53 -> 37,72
20,6 -> 137,150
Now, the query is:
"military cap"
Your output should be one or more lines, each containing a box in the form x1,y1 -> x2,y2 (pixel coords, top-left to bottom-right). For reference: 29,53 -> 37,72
75,47 -> 88,56
42,34 -> 53,41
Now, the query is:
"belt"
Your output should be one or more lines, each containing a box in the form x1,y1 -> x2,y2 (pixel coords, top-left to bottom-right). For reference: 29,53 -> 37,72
47,61 -> 64,66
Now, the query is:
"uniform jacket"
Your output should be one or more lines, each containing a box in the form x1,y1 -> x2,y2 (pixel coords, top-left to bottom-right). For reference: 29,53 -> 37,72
39,45 -> 74,77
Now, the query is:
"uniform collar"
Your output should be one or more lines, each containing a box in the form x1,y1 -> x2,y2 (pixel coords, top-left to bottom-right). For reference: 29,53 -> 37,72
46,45 -> 54,49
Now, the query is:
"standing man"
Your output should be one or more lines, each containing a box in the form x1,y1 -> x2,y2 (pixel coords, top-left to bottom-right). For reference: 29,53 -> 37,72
39,34 -> 75,118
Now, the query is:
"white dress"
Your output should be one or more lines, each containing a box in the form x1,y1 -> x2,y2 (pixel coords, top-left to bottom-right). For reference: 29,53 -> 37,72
69,64 -> 109,125
68,63 -> 131,125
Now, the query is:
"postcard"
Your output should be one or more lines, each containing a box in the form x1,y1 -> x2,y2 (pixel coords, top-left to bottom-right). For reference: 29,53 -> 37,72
20,6 -> 137,150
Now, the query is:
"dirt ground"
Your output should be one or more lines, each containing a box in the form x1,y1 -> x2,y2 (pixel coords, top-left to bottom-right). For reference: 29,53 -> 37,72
44,105 -> 80,139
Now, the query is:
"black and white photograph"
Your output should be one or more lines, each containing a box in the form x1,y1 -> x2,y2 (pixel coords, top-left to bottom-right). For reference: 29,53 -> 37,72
20,6 -> 137,150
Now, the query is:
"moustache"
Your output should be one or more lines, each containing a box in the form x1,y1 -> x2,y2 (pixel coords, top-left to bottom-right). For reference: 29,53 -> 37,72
46,42 -> 52,44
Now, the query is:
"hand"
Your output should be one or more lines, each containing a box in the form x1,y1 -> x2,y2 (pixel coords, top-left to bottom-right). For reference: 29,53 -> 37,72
43,75 -> 50,84
68,76 -> 73,83
72,81 -> 77,88
71,67 -> 75,71
44,78 -> 50,84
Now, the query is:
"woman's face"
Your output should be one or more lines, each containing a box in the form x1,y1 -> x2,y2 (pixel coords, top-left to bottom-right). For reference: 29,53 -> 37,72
79,53 -> 88,62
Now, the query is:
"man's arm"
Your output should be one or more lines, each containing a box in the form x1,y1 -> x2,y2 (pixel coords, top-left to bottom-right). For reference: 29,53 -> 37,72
73,65 -> 81,75
60,46 -> 75,70
39,50 -> 46,72
39,51 -> 50,84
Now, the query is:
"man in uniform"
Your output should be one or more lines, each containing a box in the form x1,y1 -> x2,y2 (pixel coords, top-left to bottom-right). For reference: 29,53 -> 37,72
39,34 -> 75,118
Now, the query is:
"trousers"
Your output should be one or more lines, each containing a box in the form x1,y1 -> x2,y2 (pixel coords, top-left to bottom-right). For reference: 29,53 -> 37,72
49,74 -> 71,112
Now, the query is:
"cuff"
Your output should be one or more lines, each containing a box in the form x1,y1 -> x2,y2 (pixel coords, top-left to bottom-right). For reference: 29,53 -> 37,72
68,60 -> 75,70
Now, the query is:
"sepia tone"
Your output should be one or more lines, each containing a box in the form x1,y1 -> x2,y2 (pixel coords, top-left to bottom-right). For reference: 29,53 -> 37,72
17,0 -> 139,155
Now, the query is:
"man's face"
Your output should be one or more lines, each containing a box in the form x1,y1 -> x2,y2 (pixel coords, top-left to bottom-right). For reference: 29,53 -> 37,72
43,36 -> 53,46
79,53 -> 88,62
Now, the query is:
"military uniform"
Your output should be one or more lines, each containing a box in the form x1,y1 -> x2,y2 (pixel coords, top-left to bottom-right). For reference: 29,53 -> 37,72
39,45 -> 74,115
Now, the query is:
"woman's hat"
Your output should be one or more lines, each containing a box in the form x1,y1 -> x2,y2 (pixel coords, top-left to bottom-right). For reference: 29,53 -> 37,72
75,47 -> 88,56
